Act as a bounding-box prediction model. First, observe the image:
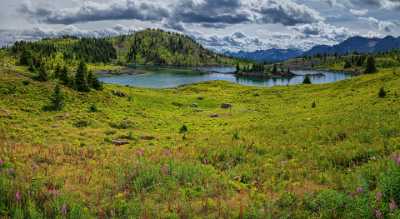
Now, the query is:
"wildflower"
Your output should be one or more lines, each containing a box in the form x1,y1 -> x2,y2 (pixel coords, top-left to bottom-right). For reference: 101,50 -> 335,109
15,191 -> 21,202
356,187 -> 364,194
0,159 -> 4,166
389,199 -> 398,212
61,203 -> 68,215
376,192 -> 383,202
136,148 -> 145,157
394,154 -> 400,166
374,209 -> 383,219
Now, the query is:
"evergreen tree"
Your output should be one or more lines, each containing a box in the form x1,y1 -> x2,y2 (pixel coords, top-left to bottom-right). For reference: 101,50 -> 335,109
59,66 -> 70,85
37,64 -> 48,81
54,64 -> 61,79
87,71 -> 103,90
378,87 -> 387,98
344,60 -> 352,69
272,64 -> 278,74
365,56 -> 377,74
20,49 -> 33,66
49,84 -> 64,111
75,61 -> 90,92
303,75 -> 312,84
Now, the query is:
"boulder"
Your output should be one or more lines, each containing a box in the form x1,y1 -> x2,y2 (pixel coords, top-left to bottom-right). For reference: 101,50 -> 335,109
221,103 -> 232,109
112,139 -> 129,146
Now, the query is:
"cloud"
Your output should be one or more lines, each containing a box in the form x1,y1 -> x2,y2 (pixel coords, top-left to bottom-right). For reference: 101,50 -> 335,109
18,0 -> 324,29
291,22 -> 355,42
359,16 -> 398,32
348,0 -> 400,10
19,0 -> 170,24
254,0 -> 324,25
349,9 -> 369,16
0,24 -> 137,47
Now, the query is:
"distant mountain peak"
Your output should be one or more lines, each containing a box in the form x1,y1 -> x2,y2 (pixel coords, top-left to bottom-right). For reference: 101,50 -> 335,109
304,35 -> 400,56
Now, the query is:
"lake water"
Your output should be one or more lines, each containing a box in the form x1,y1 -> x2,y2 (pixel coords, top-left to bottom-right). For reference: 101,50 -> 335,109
98,67 -> 351,88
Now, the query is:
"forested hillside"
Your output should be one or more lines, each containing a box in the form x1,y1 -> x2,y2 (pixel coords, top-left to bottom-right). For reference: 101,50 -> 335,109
9,29 -> 237,69
113,29 -> 235,66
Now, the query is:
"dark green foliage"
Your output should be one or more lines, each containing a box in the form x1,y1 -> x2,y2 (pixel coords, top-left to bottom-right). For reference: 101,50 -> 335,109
47,84 -> 65,111
365,56 -> 378,74
87,71 -> 103,90
312,101 -> 316,108
272,64 -> 278,74
54,64 -> 61,79
89,104 -> 98,113
59,66 -> 70,85
303,75 -> 312,84
344,60 -> 352,69
75,62 -> 90,92
126,29 -> 232,66
379,87 -> 387,98
36,64 -> 48,82
19,49 -> 33,66
179,125 -> 188,134
12,38 -> 116,64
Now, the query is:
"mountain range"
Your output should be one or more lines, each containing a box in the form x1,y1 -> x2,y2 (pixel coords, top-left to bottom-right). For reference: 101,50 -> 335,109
225,49 -> 303,63
226,36 -> 400,62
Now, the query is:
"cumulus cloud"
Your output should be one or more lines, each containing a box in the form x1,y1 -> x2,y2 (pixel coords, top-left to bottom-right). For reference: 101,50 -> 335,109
19,0 -> 324,28
349,9 -> 369,16
253,0 -> 324,25
0,24 -> 137,47
291,22 -> 354,42
348,0 -> 400,10
359,16 -> 398,32
19,0 -> 170,24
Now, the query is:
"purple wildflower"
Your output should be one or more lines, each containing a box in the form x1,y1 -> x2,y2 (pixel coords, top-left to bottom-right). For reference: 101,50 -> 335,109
15,191 -> 21,202
61,203 -> 68,215
376,192 -> 383,202
0,159 -> 4,166
356,187 -> 364,194
389,199 -> 398,212
374,209 -> 383,219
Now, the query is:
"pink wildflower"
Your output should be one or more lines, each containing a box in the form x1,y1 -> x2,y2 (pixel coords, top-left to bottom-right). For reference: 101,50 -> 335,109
15,191 -> 21,202
374,209 -> 383,219
356,187 -> 364,194
389,199 -> 398,212
376,192 -> 383,202
61,203 -> 68,215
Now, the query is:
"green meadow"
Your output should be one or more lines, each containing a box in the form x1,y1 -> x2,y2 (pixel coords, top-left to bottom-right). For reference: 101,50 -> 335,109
1,49 -> 400,218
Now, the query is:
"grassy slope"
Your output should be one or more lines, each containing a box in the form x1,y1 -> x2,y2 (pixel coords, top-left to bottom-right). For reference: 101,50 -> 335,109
1,56 -> 400,217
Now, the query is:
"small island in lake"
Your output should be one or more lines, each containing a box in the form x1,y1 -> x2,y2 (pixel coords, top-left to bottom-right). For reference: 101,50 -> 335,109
236,63 -> 297,78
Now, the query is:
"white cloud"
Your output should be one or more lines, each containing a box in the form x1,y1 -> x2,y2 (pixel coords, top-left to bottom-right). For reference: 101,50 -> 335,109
349,9 -> 368,16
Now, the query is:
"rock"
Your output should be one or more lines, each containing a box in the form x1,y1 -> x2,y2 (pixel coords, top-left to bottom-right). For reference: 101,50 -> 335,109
210,114 -> 219,118
141,136 -> 155,140
0,109 -> 11,118
221,103 -> 232,109
112,139 -> 129,146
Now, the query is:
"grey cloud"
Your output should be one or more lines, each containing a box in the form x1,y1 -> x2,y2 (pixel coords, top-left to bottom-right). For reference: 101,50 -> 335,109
19,0 -> 169,25
18,0 -> 324,29
256,0 -> 324,26
0,25 -> 137,47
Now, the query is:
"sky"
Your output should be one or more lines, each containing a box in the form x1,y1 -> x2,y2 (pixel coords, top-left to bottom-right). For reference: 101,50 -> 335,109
0,0 -> 399,52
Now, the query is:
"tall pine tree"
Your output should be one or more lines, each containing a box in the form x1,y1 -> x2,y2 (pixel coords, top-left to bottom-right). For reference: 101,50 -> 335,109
365,56 -> 377,74
75,61 -> 90,92
37,64 -> 48,82
87,71 -> 103,91
49,84 -> 65,111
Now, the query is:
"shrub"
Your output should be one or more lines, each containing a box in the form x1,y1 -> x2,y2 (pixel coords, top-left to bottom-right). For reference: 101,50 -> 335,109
179,125 -> 188,134
379,87 -> 387,98
303,75 -> 312,84
47,85 -> 64,111
365,56 -> 378,74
